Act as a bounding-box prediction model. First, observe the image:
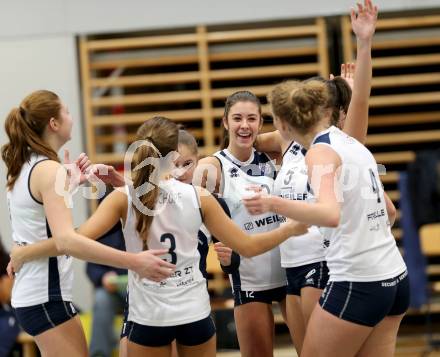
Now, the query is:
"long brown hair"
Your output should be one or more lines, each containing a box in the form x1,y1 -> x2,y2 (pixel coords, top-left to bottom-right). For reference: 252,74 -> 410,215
221,90 -> 262,149
131,116 -> 178,244
1,90 -> 61,190
268,80 -> 329,134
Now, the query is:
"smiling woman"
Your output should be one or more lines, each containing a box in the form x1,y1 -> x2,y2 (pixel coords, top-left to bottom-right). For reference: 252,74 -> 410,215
220,91 -> 262,157
195,90 -> 287,357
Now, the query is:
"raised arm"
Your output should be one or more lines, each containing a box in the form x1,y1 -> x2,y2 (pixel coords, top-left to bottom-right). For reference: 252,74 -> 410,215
199,188 -> 308,257
342,0 -> 378,143
243,145 -> 342,228
255,130 -> 284,154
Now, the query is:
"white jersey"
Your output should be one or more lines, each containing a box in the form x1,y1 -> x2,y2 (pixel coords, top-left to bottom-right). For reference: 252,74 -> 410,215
123,179 -> 211,326
274,142 -> 325,268
214,149 -> 286,291
312,126 -> 406,282
8,154 -> 73,308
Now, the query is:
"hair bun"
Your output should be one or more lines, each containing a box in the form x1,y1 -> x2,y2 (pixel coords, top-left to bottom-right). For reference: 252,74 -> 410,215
269,80 -> 329,134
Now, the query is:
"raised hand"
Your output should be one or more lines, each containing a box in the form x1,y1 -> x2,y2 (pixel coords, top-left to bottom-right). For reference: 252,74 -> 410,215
64,149 -> 92,186
351,0 -> 378,42
75,152 -> 92,180
330,62 -> 355,90
342,0 -> 377,144
340,62 -> 355,90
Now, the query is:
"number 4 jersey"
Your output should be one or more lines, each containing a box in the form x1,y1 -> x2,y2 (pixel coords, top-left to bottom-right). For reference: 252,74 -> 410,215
122,179 -> 210,327
312,126 -> 406,282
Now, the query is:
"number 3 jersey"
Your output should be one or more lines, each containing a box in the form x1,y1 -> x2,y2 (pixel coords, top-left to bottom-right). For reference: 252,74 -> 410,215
274,142 -> 325,268
312,126 -> 406,282
122,179 -> 210,326
213,149 -> 286,292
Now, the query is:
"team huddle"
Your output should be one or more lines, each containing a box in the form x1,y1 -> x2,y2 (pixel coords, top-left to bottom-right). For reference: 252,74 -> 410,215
2,1 -> 409,357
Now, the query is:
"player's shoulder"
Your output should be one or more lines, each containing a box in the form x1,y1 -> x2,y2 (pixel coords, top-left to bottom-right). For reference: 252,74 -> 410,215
198,155 -> 222,169
32,159 -> 63,183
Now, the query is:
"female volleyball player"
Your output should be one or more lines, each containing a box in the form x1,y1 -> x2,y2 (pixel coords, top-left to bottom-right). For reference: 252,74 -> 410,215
243,29 -> 408,357
1,90 -> 176,356
247,0 -> 378,350
195,90 -> 288,357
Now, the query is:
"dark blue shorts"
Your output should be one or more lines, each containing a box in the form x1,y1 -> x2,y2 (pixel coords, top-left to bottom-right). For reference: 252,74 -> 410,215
286,261 -> 329,296
319,270 -> 410,327
233,286 -> 286,307
125,315 -> 216,347
14,300 -> 77,336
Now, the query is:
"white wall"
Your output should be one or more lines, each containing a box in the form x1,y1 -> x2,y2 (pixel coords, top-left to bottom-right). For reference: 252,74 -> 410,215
1,0 -> 440,38
0,0 -> 439,310
0,35 -> 93,310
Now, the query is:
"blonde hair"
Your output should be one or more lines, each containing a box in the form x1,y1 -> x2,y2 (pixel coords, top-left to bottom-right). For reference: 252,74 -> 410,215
268,80 -> 329,134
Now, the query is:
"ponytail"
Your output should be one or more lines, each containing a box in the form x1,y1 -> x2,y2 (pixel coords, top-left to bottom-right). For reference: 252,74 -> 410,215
304,76 -> 352,127
2,90 -> 61,190
131,116 -> 178,247
132,142 -> 162,247
328,76 -> 352,126
268,80 -> 329,133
